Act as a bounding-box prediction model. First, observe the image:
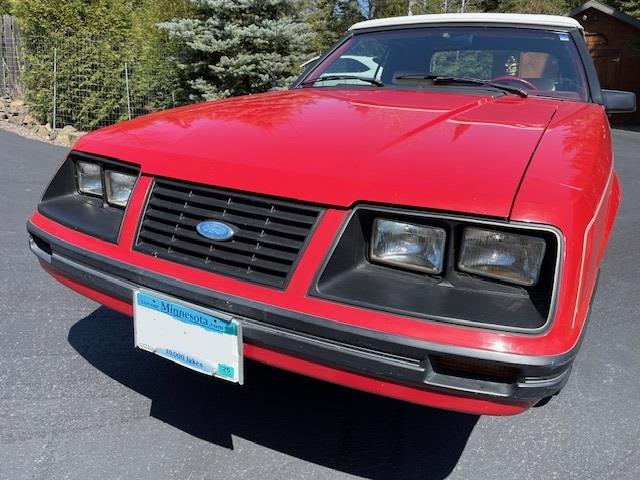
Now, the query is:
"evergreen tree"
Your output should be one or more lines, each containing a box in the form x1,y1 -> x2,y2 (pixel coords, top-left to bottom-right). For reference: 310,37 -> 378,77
484,1 -> 638,19
14,0 -> 134,128
307,1 -> 365,51
493,0 -> 567,14
411,0 -> 456,14
369,1 -> 478,17
160,0 -> 315,100
607,1 -> 640,19
129,0 -> 194,110
14,0 -> 190,128
372,0 -> 410,17
0,0 -> 12,14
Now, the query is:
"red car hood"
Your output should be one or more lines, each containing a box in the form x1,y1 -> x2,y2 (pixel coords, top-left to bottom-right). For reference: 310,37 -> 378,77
75,88 -> 560,218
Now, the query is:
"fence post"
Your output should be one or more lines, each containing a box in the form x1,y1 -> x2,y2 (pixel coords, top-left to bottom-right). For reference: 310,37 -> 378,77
52,47 -> 57,130
0,18 -> 5,97
2,15 -> 21,98
1,56 -> 6,98
124,62 -> 132,120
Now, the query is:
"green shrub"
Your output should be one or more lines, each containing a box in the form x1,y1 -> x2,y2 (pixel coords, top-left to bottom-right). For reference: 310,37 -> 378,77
14,0 -> 191,130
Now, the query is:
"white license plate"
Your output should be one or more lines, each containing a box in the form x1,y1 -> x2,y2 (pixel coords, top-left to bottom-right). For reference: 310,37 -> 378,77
133,290 -> 243,383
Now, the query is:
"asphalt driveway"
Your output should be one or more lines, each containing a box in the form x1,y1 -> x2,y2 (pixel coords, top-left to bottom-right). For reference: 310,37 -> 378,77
1,127 -> 639,480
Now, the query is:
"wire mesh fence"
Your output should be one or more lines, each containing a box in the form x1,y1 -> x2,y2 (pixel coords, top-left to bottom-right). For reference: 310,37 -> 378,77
17,32 -> 188,131
1,15 -> 21,99
2,5 -> 488,132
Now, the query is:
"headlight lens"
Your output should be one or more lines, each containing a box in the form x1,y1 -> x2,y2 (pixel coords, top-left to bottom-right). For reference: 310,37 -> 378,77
371,218 -> 446,274
105,170 -> 137,207
76,161 -> 102,196
458,227 -> 546,286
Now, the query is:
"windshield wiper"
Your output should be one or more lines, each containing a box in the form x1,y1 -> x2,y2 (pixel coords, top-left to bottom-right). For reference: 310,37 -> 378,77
394,74 -> 528,98
301,75 -> 384,87
395,74 -> 440,81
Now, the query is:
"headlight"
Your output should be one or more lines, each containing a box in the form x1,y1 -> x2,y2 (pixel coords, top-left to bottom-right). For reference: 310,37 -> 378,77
76,161 -> 102,196
458,227 -> 546,286
371,218 -> 446,274
105,170 -> 137,207
40,152 -> 140,243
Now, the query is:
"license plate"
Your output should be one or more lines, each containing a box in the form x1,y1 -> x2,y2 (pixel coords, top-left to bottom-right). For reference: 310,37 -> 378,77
133,290 -> 243,383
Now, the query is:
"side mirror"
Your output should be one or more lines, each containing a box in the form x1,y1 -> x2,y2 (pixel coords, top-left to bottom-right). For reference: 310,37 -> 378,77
602,89 -> 636,114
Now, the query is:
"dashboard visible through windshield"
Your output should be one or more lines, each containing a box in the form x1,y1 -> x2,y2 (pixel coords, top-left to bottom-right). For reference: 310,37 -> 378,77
303,27 -> 589,101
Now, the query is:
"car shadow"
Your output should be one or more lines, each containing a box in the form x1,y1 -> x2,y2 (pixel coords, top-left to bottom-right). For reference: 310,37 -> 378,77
68,307 -> 479,480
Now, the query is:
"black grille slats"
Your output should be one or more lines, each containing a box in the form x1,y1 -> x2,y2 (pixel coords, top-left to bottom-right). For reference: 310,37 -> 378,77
135,180 -> 323,288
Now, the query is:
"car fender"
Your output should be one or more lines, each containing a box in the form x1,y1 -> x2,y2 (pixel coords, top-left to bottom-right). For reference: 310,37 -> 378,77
510,102 -> 619,350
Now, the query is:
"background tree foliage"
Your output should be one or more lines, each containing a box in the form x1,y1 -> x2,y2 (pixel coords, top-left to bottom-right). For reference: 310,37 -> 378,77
128,0 -> 194,111
14,0 -> 130,129
306,1 -> 365,52
0,0 -> 12,14
603,1 -> 640,18
12,0 -> 191,129
370,0 -> 640,17
160,0 -> 314,100
483,0 -> 570,14
369,0 -> 479,16
7,0 -> 640,130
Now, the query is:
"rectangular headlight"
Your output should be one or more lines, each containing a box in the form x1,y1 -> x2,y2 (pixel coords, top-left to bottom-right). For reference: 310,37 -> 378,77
458,228 -> 546,286
371,218 -> 446,274
76,161 -> 102,196
105,170 -> 137,207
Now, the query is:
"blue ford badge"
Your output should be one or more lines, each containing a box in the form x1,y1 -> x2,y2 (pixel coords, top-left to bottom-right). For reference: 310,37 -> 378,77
196,220 -> 236,241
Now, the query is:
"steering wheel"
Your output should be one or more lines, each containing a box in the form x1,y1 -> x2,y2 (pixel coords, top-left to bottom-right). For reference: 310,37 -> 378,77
490,75 -> 539,91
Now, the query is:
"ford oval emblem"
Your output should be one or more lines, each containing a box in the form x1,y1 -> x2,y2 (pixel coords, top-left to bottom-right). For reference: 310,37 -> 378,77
196,220 -> 236,242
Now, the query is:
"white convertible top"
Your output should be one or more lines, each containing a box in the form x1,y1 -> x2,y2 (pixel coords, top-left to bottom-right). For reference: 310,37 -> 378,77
349,13 -> 583,31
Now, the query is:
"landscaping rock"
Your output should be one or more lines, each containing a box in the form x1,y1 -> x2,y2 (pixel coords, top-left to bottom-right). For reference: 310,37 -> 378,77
8,113 -> 24,125
1,98 -> 86,146
22,114 -> 38,127
68,130 -> 86,146
34,124 -> 50,139
8,99 -> 25,115
57,125 -> 79,145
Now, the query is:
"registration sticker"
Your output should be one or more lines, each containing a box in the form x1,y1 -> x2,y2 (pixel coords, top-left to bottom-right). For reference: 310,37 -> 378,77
558,33 -> 570,42
133,290 -> 243,383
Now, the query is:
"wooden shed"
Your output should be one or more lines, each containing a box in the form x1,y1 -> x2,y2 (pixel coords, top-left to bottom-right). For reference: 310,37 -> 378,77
569,1 -> 640,124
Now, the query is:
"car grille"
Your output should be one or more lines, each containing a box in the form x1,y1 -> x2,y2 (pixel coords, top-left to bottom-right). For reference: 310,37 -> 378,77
135,179 -> 323,288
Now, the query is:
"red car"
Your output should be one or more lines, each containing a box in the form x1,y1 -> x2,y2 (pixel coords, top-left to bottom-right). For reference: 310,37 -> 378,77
28,14 -> 635,415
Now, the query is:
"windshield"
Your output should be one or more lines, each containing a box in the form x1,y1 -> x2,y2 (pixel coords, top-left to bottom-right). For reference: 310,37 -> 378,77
303,27 -> 589,101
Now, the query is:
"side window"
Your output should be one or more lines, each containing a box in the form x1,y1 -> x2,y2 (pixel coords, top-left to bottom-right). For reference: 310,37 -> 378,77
430,50 -> 493,80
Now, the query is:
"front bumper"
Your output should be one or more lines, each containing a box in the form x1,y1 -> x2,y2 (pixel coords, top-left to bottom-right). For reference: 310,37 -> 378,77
28,222 -> 577,415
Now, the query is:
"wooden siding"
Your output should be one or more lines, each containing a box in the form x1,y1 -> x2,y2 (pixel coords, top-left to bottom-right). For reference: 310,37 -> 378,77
572,7 -> 640,124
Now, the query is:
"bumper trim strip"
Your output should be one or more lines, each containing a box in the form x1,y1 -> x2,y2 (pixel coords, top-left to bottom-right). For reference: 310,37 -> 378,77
28,222 -> 578,402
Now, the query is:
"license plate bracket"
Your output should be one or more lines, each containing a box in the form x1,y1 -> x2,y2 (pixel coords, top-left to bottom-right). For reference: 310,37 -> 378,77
133,290 -> 243,384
